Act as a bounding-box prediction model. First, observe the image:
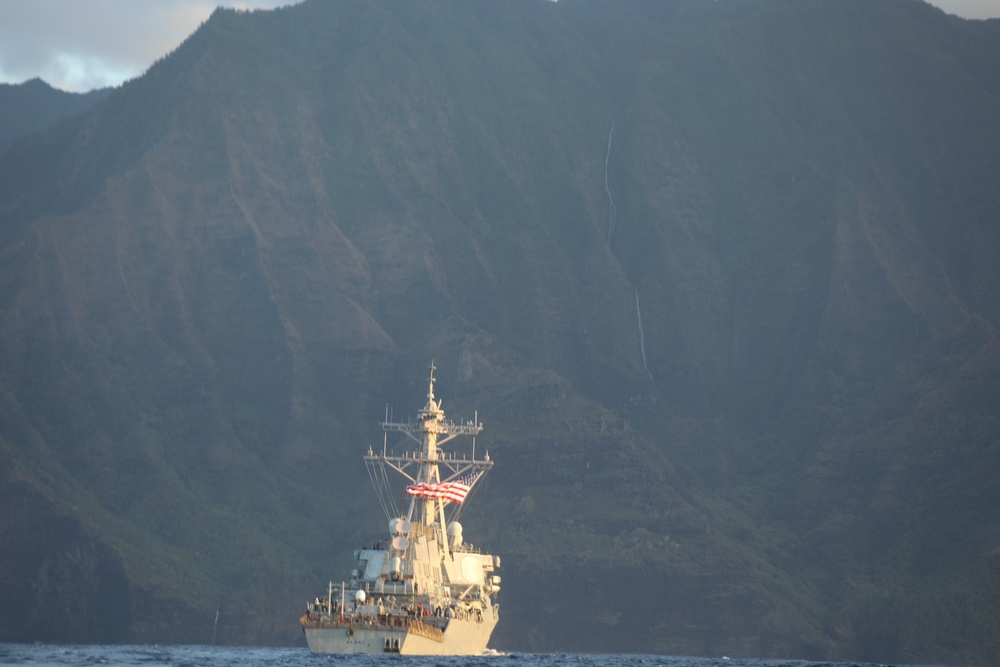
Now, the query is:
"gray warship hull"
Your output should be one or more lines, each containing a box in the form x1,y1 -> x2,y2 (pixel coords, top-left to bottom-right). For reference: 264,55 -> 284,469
302,608 -> 498,654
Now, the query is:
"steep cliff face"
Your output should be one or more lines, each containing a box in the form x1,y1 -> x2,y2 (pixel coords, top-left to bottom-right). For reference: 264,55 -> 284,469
1,0 -> 999,664
0,450 -> 130,643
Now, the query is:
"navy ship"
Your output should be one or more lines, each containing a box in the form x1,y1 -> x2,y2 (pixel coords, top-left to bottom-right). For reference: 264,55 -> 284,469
300,366 -> 500,654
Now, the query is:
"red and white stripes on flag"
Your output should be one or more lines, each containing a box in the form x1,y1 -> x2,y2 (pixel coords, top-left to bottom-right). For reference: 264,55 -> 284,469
406,470 -> 483,505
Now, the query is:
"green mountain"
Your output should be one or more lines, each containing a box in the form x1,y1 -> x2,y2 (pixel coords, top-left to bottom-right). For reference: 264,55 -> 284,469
2,0 -> 999,664
0,78 -> 111,152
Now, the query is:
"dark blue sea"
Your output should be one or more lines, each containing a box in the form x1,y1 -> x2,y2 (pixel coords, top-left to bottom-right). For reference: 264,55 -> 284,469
0,645 -> 936,667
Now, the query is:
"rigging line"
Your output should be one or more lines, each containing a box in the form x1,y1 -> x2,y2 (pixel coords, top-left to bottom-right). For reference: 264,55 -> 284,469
365,459 -> 391,521
370,459 -> 389,521
373,458 -> 396,521
379,464 -> 396,520
452,484 -> 470,521
452,470 -> 487,522
605,120 -> 617,246
636,288 -> 653,381
380,457 -> 399,518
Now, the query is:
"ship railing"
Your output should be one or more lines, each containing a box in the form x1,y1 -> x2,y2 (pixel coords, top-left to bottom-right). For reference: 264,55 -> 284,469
299,611 -> 446,643
451,543 -> 484,555
351,579 -> 413,597
403,617 -> 445,643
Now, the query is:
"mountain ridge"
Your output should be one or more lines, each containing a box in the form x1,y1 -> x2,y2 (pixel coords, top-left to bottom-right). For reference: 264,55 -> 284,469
0,78 -> 111,153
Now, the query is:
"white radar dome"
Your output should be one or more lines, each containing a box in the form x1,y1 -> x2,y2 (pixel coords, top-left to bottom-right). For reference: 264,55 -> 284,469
447,521 -> 463,547
355,589 -> 366,602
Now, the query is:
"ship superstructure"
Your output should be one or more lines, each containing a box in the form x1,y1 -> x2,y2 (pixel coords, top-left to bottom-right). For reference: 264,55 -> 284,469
300,365 -> 500,654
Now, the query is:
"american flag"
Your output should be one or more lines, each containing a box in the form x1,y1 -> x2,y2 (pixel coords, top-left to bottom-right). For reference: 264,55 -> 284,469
406,470 -> 484,504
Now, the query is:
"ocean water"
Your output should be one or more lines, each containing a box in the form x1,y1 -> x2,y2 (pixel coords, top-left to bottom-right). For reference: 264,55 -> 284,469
0,645 -> 927,667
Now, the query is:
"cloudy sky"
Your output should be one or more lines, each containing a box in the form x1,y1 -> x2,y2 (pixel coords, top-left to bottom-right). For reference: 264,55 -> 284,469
1,0 -> 997,93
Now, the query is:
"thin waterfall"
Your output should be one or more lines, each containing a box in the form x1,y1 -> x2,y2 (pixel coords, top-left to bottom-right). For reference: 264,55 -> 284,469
636,289 -> 653,381
605,121 -> 617,245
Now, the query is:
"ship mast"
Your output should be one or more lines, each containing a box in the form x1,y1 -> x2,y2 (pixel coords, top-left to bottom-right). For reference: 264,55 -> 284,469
372,364 -> 488,553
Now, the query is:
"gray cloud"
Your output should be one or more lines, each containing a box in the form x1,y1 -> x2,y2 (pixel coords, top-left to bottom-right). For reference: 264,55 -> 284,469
930,0 -> 1000,19
0,0 -> 298,92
